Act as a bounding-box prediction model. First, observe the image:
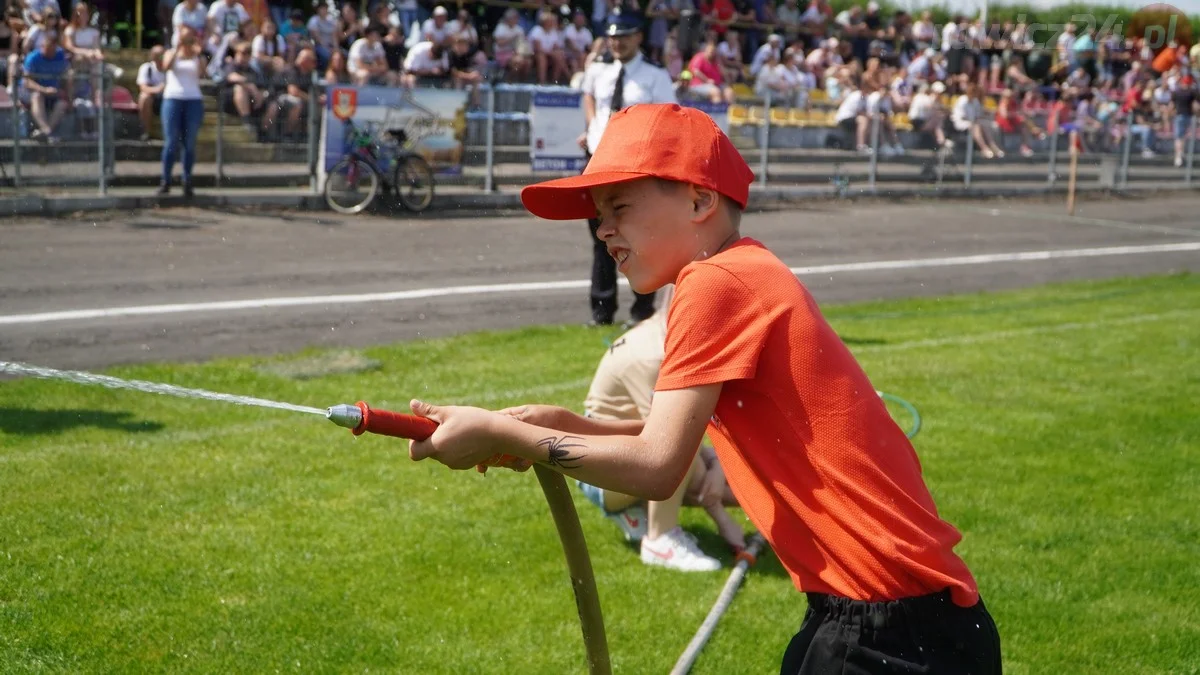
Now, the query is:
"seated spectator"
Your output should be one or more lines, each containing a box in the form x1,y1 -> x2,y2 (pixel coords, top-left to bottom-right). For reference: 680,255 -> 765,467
402,39 -> 448,88
305,3 -> 339,68
994,88 -> 1044,156
775,0 -> 802,45
785,50 -> 815,109
279,9 -> 310,61
21,32 -> 71,142
866,82 -> 904,155
492,9 -> 530,82
662,33 -> 684,80
382,19 -> 407,72
22,4 -> 59,55
251,19 -> 287,78
749,33 -> 781,80
834,84 -> 867,152
563,9 -> 592,75
530,10 -> 570,85
172,0 -> 207,48
908,80 -> 949,148
348,22 -> 398,86
207,0 -> 251,55
448,33 -> 486,104
754,49 -> 796,105
338,4 -> 362,52
804,37 -> 840,83
446,7 -> 479,47
63,3 -> 103,63
421,6 -> 451,48
263,47 -> 319,139
221,43 -> 268,137
323,48 -> 352,84
953,81 -> 1004,158
23,0 -> 59,25
716,29 -> 744,85
645,0 -> 676,64
567,285 -> 746,571
137,46 -> 166,143
686,39 -> 733,103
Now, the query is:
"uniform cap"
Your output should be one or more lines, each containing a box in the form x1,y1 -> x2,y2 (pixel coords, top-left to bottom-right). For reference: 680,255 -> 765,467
521,104 -> 755,221
605,8 -> 643,36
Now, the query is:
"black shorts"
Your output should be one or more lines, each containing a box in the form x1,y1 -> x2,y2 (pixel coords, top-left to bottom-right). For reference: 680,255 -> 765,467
780,589 -> 1001,675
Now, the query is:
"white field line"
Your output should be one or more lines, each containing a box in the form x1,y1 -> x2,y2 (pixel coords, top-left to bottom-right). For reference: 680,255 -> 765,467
2,242 -> 1199,326
963,206 -> 1200,238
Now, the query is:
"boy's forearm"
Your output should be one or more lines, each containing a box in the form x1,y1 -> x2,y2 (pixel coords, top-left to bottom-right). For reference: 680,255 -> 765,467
544,408 -> 644,436
492,417 -> 685,501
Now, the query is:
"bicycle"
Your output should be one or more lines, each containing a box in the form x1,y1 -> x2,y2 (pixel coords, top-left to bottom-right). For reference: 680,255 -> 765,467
324,122 -> 436,215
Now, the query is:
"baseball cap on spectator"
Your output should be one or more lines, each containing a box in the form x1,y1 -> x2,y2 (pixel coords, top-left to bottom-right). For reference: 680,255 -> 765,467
520,104 -> 755,220
932,81 -> 946,94
433,6 -> 448,17
290,8 -> 304,21
867,1 -> 880,11
606,8 -> 643,37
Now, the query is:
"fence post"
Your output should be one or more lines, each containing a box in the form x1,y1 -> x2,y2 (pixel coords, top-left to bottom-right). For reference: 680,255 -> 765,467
759,89 -> 770,188
867,113 -> 880,190
11,72 -> 20,188
1047,127 -> 1059,185
308,71 -> 319,194
964,122 -> 975,188
484,82 -> 496,193
97,66 -> 108,196
1186,114 -> 1197,187
215,83 -> 224,189
1118,108 -> 1133,189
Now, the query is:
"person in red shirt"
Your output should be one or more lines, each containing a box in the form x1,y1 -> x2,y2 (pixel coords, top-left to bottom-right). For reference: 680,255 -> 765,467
686,39 -> 734,103
407,104 -> 1001,674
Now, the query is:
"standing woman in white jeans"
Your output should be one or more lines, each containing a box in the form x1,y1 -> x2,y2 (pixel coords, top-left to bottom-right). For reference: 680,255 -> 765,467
158,24 -> 208,197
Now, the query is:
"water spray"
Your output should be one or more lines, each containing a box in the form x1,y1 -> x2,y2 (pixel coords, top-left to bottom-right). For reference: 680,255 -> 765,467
0,360 -> 612,675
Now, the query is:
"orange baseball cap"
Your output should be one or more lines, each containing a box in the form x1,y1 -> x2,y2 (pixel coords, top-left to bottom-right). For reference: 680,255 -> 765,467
520,103 -> 755,221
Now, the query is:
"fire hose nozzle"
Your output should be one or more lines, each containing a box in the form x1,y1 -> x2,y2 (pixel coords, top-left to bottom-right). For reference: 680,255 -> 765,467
326,403 -> 364,430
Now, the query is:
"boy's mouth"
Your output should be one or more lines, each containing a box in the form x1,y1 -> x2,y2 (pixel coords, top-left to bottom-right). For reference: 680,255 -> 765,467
608,247 -> 630,266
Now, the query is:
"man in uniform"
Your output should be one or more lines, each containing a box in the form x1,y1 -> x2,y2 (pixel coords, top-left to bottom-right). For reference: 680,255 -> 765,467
577,9 -> 676,327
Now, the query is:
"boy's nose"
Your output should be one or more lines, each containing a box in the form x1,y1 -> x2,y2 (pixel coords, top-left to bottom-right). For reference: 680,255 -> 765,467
594,220 -> 616,241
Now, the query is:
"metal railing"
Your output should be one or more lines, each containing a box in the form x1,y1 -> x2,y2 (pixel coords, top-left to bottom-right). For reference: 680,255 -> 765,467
2,76 -> 1198,201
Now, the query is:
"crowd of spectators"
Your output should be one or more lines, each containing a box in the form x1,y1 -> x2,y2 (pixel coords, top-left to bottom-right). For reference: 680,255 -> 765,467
1,1 -> 118,142
4,0 -> 1200,165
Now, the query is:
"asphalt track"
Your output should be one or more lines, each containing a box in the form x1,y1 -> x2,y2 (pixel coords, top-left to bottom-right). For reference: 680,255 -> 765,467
1,193 -> 1198,371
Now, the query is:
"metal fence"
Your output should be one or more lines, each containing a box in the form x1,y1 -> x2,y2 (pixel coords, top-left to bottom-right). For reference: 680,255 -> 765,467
2,74 -> 1197,200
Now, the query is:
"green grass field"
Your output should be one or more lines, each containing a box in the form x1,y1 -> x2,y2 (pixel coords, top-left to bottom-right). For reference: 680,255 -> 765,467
2,274 -> 1199,674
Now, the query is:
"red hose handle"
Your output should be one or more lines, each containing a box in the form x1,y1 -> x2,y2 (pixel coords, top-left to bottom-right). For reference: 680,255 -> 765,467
351,401 -> 438,440
350,401 -> 528,473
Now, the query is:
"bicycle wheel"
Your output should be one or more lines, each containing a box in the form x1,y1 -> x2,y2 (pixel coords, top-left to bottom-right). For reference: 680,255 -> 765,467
325,157 -> 380,214
392,154 -> 436,213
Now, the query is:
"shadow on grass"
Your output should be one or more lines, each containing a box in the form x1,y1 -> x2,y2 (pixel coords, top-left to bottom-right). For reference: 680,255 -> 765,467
0,408 -> 164,436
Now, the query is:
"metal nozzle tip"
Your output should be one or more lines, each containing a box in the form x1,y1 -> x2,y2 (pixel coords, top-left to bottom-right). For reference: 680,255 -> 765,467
326,403 -> 363,430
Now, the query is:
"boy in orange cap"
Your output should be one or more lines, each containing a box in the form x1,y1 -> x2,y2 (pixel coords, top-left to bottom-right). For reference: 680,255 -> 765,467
408,103 -> 1001,674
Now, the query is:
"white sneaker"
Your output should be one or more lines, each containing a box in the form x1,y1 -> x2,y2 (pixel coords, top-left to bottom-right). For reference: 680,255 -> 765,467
639,527 -> 722,572
1142,148 -> 1156,159
891,143 -> 906,156
606,505 -> 647,543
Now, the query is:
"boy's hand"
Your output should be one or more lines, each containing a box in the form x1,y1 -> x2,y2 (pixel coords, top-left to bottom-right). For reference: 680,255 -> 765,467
407,400 -> 506,471
495,404 -> 570,429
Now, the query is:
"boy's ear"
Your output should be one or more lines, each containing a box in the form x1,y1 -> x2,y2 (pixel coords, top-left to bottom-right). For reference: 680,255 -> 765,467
688,185 -> 721,222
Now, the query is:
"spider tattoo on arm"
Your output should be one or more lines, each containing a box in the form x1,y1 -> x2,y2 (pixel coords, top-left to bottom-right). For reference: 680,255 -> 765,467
537,435 -> 588,469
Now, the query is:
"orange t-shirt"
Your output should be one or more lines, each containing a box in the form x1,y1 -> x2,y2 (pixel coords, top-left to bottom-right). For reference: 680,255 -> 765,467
656,238 -> 980,607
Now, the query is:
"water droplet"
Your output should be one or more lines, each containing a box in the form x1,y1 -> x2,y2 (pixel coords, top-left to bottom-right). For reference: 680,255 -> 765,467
736,400 -> 743,408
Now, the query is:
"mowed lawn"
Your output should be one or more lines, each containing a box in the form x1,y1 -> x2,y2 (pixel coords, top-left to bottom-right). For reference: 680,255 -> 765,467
1,274 -> 1198,674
